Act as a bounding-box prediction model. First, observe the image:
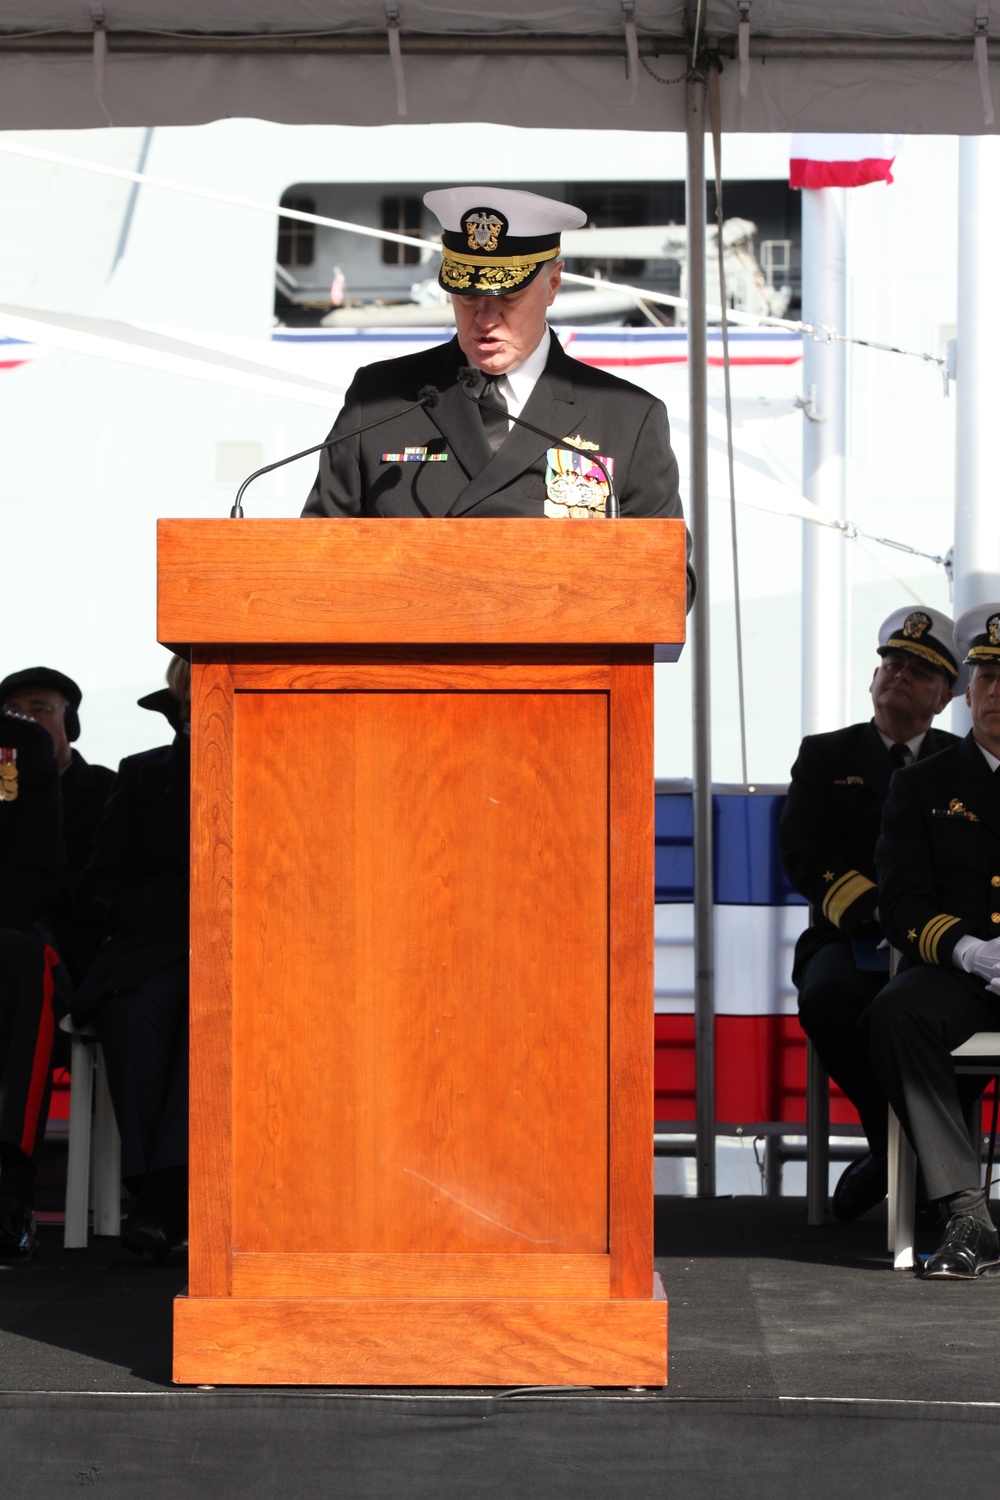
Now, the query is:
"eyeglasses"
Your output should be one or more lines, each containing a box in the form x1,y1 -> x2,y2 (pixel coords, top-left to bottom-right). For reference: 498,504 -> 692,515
3,698 -> 66,719
878,654 -> 941,685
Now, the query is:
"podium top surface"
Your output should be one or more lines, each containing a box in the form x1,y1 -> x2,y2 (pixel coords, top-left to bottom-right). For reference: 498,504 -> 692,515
157,518 -> 687,648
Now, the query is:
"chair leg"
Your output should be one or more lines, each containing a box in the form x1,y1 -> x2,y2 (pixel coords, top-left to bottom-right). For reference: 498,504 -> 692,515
888,1106 -> 917,1269
91,1046 -> 121,1237
806,1040 -> 830,1225
63,1037 -> 95,1249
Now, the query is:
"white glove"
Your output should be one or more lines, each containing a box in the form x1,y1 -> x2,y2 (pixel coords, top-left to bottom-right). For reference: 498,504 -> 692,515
989,978 -> 1000,996
958,934 -> 1000,982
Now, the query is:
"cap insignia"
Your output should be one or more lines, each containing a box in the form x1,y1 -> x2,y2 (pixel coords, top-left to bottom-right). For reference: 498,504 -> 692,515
903,611 -> 931,640
465,211 -> 504,253
988,614 -> 1000,647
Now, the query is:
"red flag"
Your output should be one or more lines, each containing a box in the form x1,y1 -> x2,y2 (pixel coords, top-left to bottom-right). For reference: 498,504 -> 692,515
790,133 -> 903,190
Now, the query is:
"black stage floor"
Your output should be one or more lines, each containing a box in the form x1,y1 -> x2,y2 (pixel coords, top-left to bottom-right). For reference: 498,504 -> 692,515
3,1196 -> 1000,1498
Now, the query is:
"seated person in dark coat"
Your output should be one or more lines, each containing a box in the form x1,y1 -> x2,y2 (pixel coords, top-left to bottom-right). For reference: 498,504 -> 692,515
303,185 -> 695,606
779,608 -> 959,1221
0,667 -> 114,989
73,656 -> 191,1259
0,709 -> 65,1256
870,603 -> 1000,1279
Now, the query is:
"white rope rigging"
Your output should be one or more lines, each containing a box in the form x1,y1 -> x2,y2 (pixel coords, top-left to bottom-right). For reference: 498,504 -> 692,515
0,137 -> 948,367
0,136 -> 952,581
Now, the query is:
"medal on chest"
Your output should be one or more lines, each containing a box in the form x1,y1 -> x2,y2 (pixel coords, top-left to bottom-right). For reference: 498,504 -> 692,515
544,439 -> 614,519
0,748 -> 18,802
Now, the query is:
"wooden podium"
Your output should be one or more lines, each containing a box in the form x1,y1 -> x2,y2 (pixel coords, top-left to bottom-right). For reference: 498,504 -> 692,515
158,518 -> 687,1387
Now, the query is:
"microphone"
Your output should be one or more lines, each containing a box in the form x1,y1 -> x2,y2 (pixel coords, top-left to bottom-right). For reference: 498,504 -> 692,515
457,365 -> 620,519
231,385 -> 441,517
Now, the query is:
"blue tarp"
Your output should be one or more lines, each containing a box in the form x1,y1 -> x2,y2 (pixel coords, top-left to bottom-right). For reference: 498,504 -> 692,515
654,788 -> 805,907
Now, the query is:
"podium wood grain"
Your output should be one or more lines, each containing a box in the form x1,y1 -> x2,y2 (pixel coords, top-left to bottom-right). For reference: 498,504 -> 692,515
157,517 -> 687,646
168,519 -> 683,1386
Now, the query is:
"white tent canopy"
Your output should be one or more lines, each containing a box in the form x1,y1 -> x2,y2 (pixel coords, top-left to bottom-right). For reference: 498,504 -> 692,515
0,2 -> 998,133
3,2 -> 992,1195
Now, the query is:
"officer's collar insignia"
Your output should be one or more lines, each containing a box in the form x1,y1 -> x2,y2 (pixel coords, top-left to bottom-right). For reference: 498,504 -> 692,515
465,209 -> 506,253
903,611 -> 931,640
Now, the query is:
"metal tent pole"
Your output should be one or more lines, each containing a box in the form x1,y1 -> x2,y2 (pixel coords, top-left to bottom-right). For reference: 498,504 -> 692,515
800,186 -> 848,738
953,137 -> 1000,736
686,66 -> 715,1198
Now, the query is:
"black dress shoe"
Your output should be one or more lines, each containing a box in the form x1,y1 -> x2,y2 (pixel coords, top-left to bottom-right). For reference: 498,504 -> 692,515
915,1199 -> 943,1231
0,1197 -> 36,1258
922,1214 -> 1000,1279
121,1208 -> 171,1261
832,1152 -> 888,1222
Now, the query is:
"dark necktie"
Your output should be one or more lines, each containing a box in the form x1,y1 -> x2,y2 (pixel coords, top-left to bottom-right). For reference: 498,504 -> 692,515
889,743 -> 910,769
479,376 -> 509,454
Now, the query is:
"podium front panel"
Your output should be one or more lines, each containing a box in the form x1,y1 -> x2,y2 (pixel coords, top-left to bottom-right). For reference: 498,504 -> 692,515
230,665 -> 608,1268
180,642 -> 662,1383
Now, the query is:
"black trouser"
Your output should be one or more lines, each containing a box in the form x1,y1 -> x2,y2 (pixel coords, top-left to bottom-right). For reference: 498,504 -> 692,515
796,939 -> 889,1156
90,958 -> 189,1184
866,964 -> 1000,1202
0,928 -> 57,1169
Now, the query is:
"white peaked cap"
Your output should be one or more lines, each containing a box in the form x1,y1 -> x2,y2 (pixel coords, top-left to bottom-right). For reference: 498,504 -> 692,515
424,186 -> 587,236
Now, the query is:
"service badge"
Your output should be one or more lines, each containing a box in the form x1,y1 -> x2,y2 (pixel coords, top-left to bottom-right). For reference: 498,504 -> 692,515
544,447 -> 614,519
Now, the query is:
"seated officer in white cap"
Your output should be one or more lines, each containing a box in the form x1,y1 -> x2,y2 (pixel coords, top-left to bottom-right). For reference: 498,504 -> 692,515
869,603 -> 1000,1277
779,608 -> 960,1221
303,186 -> 693,601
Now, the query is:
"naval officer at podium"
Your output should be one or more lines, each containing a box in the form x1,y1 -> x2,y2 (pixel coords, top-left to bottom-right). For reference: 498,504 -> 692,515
303,186 -> 694,602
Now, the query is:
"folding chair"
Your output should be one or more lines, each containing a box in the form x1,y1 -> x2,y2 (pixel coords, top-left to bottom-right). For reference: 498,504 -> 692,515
60,1017 -> 121,1248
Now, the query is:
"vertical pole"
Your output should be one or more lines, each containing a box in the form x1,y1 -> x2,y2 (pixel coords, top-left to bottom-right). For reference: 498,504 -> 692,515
954,137 -> 1000,735
800,187 -> 849,737
686,69 -> 715,1198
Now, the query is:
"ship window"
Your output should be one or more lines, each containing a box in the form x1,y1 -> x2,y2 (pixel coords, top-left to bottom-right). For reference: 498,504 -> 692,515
277,194 -> 316,267
381,196 -> 422,266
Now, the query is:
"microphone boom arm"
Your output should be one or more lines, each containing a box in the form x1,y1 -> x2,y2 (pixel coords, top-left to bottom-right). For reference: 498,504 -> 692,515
231,387 -> 440,517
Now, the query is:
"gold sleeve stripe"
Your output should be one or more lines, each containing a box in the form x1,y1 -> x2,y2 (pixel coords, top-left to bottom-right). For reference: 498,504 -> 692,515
918,914 -> 961,964
822,871 -> 877,928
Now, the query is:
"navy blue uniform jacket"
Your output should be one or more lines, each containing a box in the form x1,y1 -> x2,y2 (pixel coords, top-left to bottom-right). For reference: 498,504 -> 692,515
876,731 -> 1000,969
302,331 -> 695,605
72,733 -> 190,1021
779,719 -> 957,981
